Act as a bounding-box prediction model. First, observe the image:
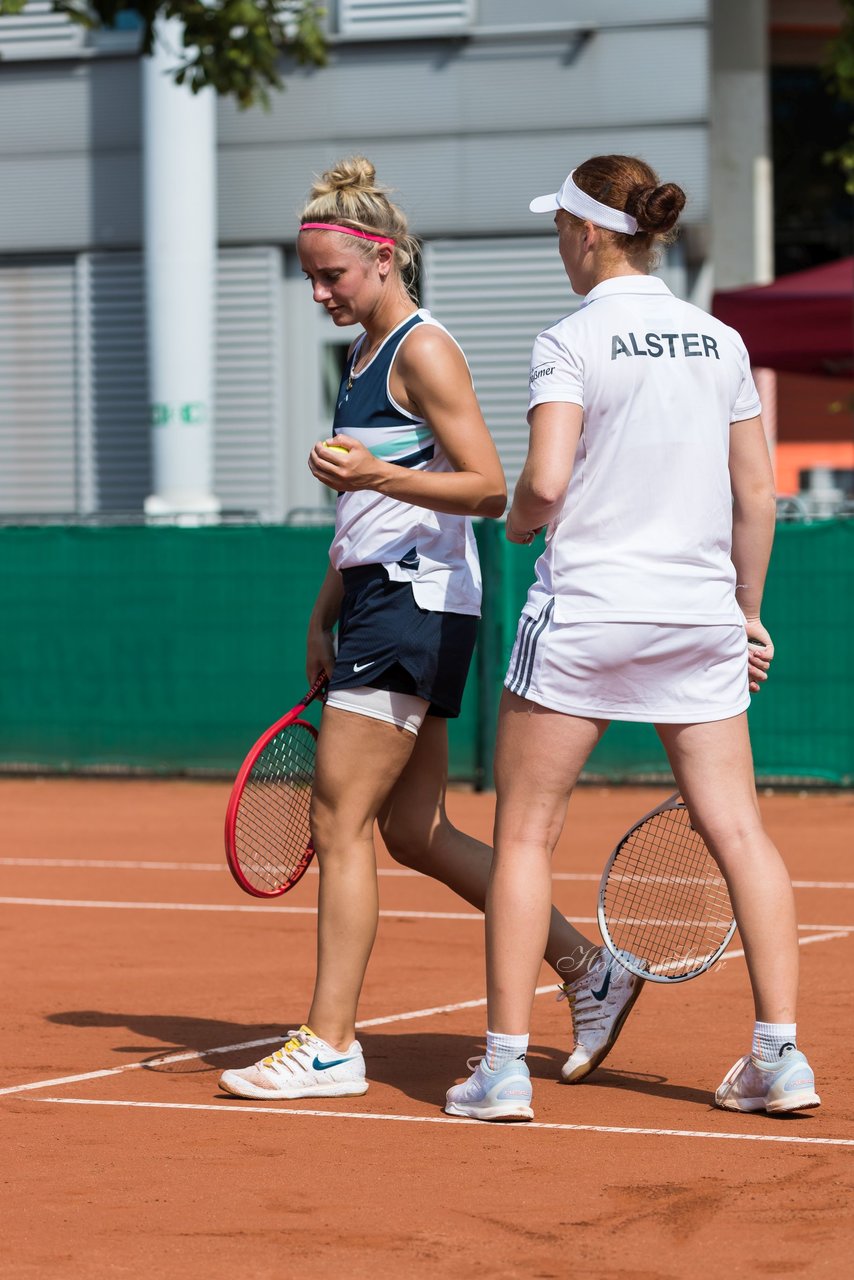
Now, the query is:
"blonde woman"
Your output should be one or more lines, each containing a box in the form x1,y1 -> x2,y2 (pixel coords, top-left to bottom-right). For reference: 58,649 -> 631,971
220,158 -> 632,1101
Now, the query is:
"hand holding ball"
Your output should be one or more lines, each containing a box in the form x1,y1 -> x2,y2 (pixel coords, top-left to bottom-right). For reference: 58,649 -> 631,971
324,440 -> 350,455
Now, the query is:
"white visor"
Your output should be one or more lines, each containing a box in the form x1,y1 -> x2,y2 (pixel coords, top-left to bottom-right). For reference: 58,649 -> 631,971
529,170 -> 638,235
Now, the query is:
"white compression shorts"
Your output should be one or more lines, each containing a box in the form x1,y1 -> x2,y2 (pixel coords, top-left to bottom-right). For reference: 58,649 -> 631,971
324,685 -> 429,736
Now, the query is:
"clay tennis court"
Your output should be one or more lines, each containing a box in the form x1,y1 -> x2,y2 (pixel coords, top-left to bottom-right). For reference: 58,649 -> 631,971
2,778 -> 852,1277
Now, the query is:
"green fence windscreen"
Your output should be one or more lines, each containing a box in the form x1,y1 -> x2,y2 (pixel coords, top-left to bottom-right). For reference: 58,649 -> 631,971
474,519 -> 854,787
0,521 -> 850,784
0,526 -> 328,772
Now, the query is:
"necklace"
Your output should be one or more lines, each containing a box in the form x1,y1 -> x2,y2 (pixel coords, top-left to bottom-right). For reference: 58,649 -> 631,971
346,313 -> 415,391
346,334 -> 381,391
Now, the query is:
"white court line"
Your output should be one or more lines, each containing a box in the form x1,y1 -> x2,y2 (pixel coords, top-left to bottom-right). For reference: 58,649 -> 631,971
0,858 -> 225,872
3,858 -> 853,892
723,931 -> 849,961
0,858 -> 446,876
0,897 -> 484,920
31,1097 -> 854,1148
2,897 -> 854,940
0,859 -> 438,876
1,926 -> 849,1101
0,860 -> 588,880
0,985 -> 551,1098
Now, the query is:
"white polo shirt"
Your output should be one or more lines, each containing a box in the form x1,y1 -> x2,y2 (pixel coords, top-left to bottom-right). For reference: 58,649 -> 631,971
525,274 -> 761,625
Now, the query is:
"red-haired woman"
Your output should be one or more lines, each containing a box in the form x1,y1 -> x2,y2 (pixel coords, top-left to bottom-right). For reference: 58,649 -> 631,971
446,155 -> 819,1123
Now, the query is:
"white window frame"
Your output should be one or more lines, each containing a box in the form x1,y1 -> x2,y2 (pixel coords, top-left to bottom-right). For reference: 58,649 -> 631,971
0,2 -> 140,61
334,0 -> 476,41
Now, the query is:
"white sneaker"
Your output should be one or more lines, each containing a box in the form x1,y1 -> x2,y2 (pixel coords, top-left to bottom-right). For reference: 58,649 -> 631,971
445,1056 -> 534,1122
558,948 -> 643,1083
715,1049 -> 820,1114
219,1025 -> 368,1100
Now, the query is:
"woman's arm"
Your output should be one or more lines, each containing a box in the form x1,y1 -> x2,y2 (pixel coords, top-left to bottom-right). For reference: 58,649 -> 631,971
308,325 -> 506,519
729,415 -> 777,690
505,401 -> 583,542
306,562 -> 344,685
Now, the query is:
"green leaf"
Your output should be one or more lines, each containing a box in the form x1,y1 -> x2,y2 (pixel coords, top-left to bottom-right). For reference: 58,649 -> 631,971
0,1 -> 327,107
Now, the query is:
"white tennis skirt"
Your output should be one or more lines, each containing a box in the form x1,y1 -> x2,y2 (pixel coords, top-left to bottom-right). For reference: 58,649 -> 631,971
504,603 -> 750,724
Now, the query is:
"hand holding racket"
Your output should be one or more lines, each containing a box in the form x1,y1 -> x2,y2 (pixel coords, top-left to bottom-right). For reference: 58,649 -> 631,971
224,673 -> 327,898
598,792 -> 736,984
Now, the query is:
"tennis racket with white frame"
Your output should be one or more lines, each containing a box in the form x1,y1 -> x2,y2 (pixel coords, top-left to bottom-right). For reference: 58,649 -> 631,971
597,792 -> 736,983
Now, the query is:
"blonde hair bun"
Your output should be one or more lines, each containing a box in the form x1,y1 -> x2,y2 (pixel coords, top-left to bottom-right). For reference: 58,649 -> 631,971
300,155 -> 421,301
311,156 -> 380,201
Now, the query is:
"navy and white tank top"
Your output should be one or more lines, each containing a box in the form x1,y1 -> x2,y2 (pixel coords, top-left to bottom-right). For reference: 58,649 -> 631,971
327,308 -> 481,617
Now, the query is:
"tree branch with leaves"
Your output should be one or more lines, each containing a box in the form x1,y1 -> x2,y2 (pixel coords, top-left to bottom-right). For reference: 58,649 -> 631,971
824,0 -> 854,194
0,0 -> 328,108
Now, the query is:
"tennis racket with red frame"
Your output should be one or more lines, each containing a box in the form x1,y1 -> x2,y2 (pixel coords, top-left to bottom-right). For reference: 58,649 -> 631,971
598,792 -> 736,983
224,674 -> 327,898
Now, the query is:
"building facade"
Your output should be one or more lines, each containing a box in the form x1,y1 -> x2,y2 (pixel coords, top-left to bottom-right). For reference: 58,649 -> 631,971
0,0 -> 768,520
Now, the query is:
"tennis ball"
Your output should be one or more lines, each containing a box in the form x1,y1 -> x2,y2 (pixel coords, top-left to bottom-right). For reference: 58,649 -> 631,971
324,440 -> 349,454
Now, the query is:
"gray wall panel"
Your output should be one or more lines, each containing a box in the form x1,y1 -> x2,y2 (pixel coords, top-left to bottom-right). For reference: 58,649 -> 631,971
214,247 -> 285,520
0,65 -> 91,153
0,156 -> 93,250
423,237 -> 581,492
0,61 -> 139,155
218,28 -> 707,145
0,25 -> 708,252
0,258 -> 78,512
0,153 -> 141,251
476,0 -> 707,22
0,59 -> 140,252
0,247 -> 284,517
218,125 -> 708,242
88,253 -> 150,512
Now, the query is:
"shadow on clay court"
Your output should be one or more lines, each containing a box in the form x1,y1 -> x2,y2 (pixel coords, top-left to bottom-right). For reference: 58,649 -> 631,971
47,1010 -> 287,1075
45,1010 -> 710,1109
581,1066 -> 711,1107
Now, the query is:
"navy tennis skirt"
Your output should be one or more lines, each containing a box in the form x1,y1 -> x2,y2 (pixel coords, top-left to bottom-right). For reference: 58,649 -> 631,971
329,564 -> 478,718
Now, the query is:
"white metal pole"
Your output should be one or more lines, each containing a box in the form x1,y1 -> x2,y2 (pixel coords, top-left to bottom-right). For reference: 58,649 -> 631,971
752,70 -> 777,476
142,17 -> 219,521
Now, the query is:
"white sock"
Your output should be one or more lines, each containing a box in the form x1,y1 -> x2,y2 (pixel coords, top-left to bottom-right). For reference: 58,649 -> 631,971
485,1030 -> 529,1071
752,1021 -> 797,1063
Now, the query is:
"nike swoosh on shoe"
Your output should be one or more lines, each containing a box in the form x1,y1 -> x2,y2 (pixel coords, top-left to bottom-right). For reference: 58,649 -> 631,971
591,965 -> 612,1001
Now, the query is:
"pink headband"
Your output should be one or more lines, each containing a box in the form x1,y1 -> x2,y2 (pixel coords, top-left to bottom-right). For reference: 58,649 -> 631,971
299,222 -> 395,245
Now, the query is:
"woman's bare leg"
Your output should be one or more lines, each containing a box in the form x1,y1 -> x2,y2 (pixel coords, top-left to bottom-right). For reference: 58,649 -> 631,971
378,714 -> 600,981
487,692 -> 606,1033
307,705 -> 419,1049
657,714 -> 798,1023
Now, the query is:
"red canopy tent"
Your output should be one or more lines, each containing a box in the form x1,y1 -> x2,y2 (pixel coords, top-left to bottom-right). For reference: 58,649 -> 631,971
712,257 -> 854,376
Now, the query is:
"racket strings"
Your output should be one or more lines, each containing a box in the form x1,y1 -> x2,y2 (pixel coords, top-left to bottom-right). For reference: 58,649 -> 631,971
603,808 -> 733,979
233,722 -> 317,894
